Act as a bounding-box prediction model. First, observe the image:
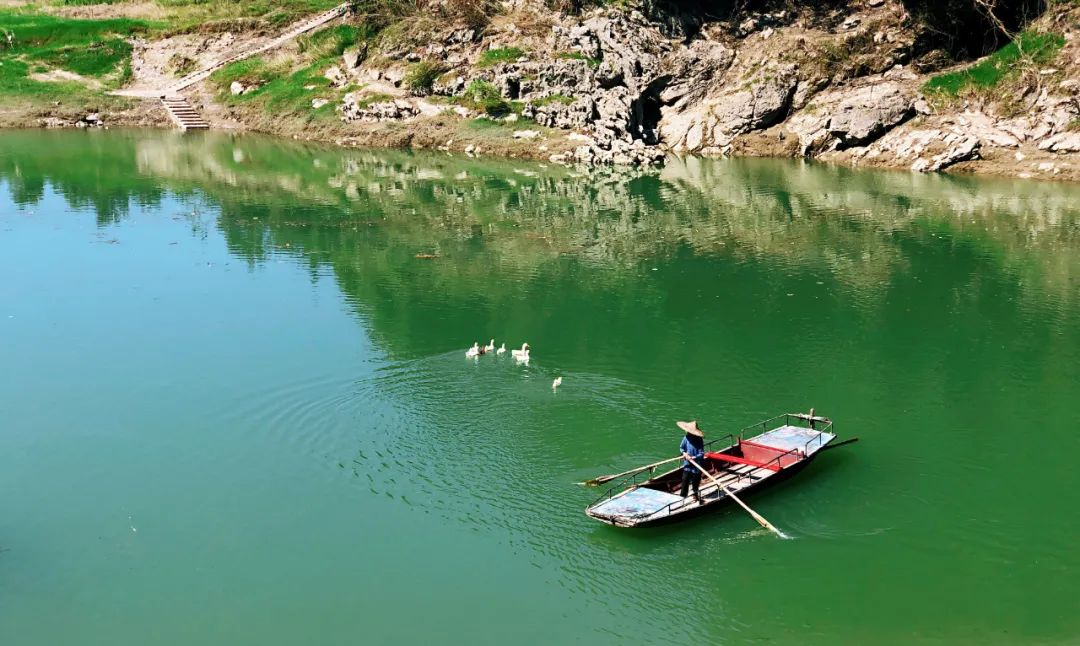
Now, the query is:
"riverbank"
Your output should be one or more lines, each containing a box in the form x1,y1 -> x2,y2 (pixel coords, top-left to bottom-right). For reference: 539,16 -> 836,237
2,0 -> 1078,180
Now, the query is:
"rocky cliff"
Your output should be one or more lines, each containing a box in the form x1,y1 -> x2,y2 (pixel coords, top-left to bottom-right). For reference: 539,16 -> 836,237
8,0 -> 1079,180
316,0 -> 1080,178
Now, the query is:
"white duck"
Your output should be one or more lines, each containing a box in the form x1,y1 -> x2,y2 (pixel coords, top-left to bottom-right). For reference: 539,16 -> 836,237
484,339 -> 495,353
496,343 -> 506,355
552,376 -> 562,390
465,342 -> 481,359
511,342 -> 530,363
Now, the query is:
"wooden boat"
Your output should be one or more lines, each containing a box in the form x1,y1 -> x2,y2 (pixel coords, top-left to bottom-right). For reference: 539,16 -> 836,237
585,413 -> 837,528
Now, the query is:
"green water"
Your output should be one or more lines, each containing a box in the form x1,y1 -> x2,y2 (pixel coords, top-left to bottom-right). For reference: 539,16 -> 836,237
2,130 -> 1079,644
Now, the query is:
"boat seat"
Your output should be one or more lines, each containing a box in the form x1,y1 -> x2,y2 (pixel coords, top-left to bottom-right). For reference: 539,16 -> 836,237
706,451 -> 781,472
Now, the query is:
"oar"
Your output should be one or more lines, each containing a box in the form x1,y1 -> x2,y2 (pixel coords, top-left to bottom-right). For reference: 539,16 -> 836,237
684,454 -> 789,539
820,437 -> 859,451
578,455 -> 683,487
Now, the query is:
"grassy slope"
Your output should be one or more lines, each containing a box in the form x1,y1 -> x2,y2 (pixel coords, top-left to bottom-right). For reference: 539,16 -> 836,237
0,9 -> 151,115
0,1 -> 346,122
208,24 -> 361,129
923,30 -> 1066,97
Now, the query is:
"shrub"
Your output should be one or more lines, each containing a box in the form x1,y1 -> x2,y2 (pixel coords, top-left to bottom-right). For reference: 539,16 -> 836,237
476,46 -> 524,68
462,78 -> 510,116
557,51 -> 599,68
405,60 -> 446,96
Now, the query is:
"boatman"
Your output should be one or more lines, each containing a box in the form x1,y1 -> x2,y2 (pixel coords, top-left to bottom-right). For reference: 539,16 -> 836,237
678,420 -> 706,501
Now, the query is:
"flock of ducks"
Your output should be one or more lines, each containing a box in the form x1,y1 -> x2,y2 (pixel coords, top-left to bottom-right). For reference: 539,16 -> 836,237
465,340 -> 562,390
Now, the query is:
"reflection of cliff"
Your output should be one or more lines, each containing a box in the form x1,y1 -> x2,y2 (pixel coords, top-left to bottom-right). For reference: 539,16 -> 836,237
135,131 -> 1080,300
4,130 -> 1080,303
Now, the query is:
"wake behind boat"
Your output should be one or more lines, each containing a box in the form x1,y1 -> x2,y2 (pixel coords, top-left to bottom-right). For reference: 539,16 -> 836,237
585,413 -> 840,528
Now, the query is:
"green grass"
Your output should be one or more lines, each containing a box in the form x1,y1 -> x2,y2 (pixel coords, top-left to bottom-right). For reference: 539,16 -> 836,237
210,55 -> 353,121
155,0 -> 344,31
405,60 -> 444,96
459,79 -> 512,117
556,51 -> 600,68
0,9 -> 152,97
476,46 -> 524,68
923,31 -> 1066,96
530,93 -> 574,107
33,37 -> 132,77
297,24 -> 361,58
351,92 -> 393,109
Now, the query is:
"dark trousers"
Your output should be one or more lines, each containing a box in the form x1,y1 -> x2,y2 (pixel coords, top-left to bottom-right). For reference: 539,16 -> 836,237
680,469 -> 701,498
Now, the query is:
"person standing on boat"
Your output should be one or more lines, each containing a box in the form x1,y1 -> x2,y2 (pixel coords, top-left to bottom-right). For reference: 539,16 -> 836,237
678,420 -> 706,500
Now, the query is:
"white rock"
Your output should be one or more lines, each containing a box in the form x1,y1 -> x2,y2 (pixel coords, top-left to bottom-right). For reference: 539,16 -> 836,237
312,98 -> 329,109
513,130 -> 540,139
324,66 -> 346,88
230,81 -> 245,95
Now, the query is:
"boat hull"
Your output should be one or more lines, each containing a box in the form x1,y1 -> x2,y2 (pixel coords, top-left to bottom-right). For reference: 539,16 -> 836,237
591,452 -> 820,528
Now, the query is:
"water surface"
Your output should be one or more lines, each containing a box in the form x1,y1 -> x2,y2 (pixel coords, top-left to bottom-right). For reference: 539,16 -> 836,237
2,130 -> 1079,644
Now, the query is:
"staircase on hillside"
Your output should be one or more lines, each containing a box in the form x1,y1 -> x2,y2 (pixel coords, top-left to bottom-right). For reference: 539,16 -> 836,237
162,96 -> 209,131
164,2 -> 350,95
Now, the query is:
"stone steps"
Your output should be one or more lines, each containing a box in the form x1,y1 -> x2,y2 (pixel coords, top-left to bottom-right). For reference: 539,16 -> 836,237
162,97 -> 209,130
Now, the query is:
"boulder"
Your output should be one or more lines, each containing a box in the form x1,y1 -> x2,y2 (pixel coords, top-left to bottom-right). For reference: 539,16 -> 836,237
342,45 -> 366,70
230,81 -> 245,95
324,66 -> 347,88
827,82 -> 913,147
340,93 -> 420,122
1038,132 -> 1080,153
910,134 -> 980,172
708,69 -> 797,142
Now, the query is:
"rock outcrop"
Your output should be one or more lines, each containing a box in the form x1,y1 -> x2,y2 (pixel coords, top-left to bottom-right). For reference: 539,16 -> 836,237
319,0 -> 1079,176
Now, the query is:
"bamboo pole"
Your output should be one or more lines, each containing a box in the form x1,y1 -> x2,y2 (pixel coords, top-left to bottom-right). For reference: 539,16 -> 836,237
578,455 -> 683,486
684,454 -> 789,539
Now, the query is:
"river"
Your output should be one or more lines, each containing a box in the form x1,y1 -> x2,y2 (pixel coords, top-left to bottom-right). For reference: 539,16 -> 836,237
1,130 -> 1078,644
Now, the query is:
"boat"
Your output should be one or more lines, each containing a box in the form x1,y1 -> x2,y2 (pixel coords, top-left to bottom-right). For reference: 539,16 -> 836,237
585,413 -> 837,528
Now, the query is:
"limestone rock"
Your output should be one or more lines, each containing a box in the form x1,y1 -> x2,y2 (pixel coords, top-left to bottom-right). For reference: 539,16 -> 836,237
786,78 -> 914,155
1038,132 -> 1080,153
910,134 -> 980,172
827,82 -> 913,147
340,93 -> 420,122
324,66 -> 347,88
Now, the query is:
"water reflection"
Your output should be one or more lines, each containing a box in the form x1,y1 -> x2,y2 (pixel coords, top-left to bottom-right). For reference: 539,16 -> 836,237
3,129 -> 1077,303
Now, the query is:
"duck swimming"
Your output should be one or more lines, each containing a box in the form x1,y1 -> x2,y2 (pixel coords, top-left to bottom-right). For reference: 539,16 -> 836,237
484,339 -> 495,353
511,342 -> 530,363
465,342 -> 481,359
552,376 -> 562,390
496,343 -> 506,355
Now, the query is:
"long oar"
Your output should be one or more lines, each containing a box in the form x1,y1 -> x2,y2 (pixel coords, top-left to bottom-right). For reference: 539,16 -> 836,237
684,454 -> 789,539
578,456 -> 682,487
820,437 -> 859,451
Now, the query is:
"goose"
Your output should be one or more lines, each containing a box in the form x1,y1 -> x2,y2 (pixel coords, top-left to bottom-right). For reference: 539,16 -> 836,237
552,376 -> 562,390
484,339 -> 495,353
511,342 -> 530,363
465,342 -> 481,359
496,343 -> 506,355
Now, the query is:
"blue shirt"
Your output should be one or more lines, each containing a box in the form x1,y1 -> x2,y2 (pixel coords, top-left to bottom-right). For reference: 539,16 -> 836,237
680,435 -> 705,471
